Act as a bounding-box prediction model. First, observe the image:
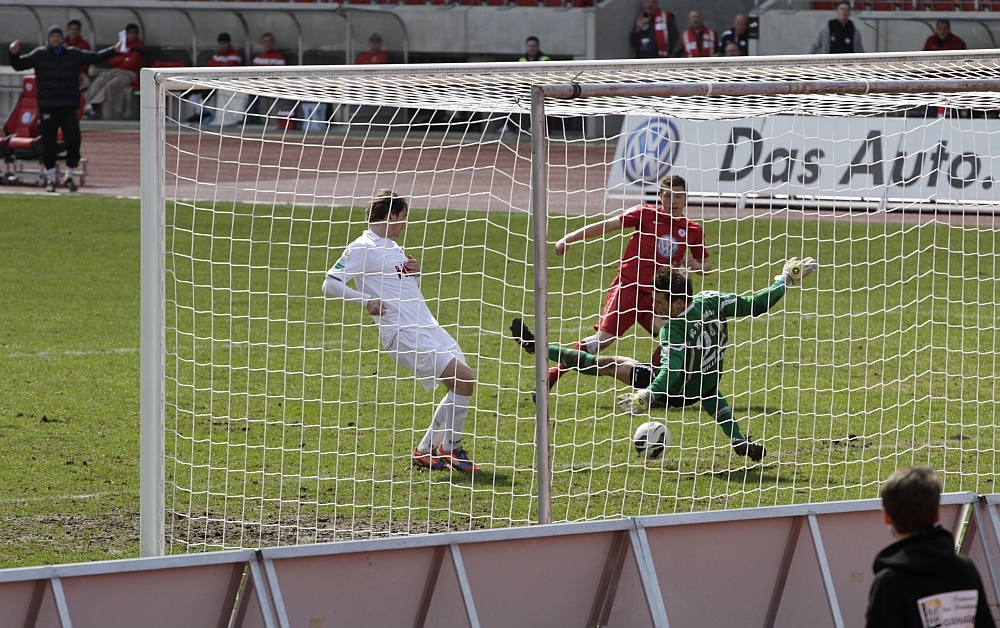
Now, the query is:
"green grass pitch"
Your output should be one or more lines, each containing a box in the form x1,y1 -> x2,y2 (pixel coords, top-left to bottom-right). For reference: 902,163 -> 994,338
2,193 -> 998,566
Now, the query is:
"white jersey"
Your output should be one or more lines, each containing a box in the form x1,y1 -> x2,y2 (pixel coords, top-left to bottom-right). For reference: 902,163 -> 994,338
326,230 -> 440,340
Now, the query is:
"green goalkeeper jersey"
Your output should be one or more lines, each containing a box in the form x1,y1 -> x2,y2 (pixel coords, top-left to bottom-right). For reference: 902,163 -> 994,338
649,280 -> 788,399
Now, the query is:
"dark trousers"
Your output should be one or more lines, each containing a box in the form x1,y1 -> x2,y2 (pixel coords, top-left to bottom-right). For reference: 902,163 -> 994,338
39,107 -> 81,170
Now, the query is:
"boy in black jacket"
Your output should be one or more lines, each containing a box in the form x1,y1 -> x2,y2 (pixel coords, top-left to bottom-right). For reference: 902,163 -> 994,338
8,26 -> 118,192
866,466 -> 993,628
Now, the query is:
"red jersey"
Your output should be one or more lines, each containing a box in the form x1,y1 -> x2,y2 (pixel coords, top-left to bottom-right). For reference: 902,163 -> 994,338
355,50 -> 389,65
617,204 -> 707,288
252,50 -> 286,66
923,33 -> 967,51
208,47 -> 244,67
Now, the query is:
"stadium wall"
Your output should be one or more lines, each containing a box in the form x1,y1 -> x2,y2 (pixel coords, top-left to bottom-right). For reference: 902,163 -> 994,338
2,494 -> 997,628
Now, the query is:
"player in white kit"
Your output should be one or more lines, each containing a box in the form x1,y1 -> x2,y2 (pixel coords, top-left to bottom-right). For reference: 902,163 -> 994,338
322,190 -> 479,473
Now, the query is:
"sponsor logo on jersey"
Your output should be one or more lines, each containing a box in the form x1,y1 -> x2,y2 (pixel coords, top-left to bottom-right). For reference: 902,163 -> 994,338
624,118 -> 680,184
656,234 -> 679,260
677,228 -> 686,238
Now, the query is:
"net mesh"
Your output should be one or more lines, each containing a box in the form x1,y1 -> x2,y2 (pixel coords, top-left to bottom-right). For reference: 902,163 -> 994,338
156,54 -> 1000,552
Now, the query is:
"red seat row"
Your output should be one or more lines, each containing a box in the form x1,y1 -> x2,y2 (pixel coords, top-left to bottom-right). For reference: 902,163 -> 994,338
815,0 -> 1000,9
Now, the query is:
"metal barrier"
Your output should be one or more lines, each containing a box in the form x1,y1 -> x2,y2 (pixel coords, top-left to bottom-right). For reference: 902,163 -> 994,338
4,492 -> 999,628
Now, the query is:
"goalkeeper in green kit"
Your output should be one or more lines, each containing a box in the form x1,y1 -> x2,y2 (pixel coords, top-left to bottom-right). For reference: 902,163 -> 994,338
511,258 -> 817,463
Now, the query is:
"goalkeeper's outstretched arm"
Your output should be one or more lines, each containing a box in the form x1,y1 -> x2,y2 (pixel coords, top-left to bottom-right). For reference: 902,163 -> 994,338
723,257 -> 819,319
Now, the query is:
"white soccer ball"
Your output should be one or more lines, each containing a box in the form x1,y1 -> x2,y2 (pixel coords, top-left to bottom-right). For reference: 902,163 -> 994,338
633,421 -> 670,460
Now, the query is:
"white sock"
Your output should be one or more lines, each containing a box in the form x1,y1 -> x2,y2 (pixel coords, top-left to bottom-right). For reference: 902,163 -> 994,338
581,335 -> 600,354
65,167 -> 74,179
45,168 -> 56,182
417,391 -> 455,454
442,393 -> 471,451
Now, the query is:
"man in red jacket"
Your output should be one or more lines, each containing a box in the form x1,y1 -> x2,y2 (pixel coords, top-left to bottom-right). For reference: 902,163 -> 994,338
251,33 -> 285,67
355,33 -> 389,64
185,33 -> 244,123
923,20 -> 967,52
681,10 -> 717,58
65,19 -> 92,89
630,0 -> 679,58
82,23 -> 144,119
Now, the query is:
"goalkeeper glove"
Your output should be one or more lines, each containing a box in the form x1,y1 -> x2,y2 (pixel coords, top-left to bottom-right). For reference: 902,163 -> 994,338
776,257 -> 818,287
618,389 -> 653,416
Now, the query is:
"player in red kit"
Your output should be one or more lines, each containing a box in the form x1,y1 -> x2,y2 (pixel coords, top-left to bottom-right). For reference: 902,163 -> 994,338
551,175 -> 711,391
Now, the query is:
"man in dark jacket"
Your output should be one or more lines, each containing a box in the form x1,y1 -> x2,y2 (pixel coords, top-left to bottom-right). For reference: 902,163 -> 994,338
8,26 -> 118,192
866,466 -> 993,628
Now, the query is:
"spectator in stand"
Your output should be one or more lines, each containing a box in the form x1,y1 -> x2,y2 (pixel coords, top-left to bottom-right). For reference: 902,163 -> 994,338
82,23 -> 144,120
355,33 -> 388,65
723,41 -> 743,57
252,33 -> 286,67
808,1 -> 864,54
186,33 -> 243,123
494,36 -> 553,134
519,36 -> 551,62
209,32 -> 244,67
65,19 -> 92,89
8,26 -> 119,192
630,0 -> 679,59
251,33 -> 286,122
681,11 -> 716,58
718,14 -> 750,57
923,20 -> 967,52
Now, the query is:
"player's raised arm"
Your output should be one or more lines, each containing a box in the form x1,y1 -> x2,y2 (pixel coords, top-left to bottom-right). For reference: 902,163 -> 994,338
322,275 -> 386,316
554,215 -> 625,256
721,257 -> 818,319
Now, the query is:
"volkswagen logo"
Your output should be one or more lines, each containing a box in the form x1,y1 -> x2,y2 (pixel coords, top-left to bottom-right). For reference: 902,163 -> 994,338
624,118 -> 680,184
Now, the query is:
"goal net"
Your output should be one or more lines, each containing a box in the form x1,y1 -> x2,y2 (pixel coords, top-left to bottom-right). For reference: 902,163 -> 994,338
141,53 -> 1000,554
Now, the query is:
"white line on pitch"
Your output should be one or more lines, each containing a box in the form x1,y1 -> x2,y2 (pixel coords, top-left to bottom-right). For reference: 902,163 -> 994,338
2,348 -> 138,359
0,492 -> 111,504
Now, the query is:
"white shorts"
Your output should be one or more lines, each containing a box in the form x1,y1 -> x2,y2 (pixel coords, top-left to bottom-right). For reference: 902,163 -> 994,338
382,325 -> 465,391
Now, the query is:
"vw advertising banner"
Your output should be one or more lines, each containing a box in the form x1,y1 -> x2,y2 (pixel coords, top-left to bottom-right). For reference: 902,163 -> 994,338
607,115 -> 1000,206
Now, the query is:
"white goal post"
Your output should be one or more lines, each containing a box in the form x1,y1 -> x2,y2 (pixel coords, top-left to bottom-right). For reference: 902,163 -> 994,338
141,52 -> 1000,556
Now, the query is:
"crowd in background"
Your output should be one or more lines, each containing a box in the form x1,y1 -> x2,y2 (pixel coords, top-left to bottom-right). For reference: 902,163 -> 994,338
1,0 -> 977,126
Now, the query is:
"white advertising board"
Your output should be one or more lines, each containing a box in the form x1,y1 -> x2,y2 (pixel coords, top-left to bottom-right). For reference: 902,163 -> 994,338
607,115 -> 1000,205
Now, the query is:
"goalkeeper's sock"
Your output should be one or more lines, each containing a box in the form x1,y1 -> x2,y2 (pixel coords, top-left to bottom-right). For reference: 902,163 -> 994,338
443,393 -> 471,451
702,396 -> 743,440
548,345 -> 598,376
548,340 -> 584,387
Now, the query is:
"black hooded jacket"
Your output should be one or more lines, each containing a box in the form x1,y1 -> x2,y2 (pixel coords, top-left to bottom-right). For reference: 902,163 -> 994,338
9,44 -> 116,109
866,526 -> 992,628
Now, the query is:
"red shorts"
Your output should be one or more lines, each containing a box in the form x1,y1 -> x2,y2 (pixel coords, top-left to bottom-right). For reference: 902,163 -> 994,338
596,277 -> 656,337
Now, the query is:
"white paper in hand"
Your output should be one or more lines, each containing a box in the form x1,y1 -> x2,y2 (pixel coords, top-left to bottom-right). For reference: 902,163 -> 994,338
118,30 -> 128,53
